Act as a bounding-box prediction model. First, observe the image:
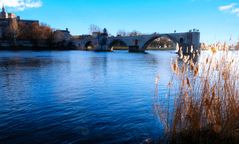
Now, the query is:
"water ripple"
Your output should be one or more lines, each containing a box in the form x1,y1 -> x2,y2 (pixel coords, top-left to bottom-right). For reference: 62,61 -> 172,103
0,51 -> 174,143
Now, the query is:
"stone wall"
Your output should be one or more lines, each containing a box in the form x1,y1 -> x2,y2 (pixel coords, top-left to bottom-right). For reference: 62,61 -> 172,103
72,31 -> 200,53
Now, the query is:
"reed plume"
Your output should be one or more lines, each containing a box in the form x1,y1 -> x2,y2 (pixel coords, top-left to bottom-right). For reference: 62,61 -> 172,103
154,44 -> 239,144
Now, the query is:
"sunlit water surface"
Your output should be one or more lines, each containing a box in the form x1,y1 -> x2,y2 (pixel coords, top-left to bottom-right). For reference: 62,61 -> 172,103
0,50 -> 179,144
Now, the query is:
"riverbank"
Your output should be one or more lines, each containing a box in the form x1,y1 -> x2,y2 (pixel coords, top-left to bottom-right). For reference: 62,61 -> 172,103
0,46 -> 74,51
0,40 -> 75,51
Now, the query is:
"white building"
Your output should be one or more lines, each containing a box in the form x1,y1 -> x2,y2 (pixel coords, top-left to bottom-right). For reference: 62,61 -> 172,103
0,5 -> 16,19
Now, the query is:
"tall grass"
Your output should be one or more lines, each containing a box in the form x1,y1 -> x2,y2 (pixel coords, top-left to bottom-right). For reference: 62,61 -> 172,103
154,44 -> 239,144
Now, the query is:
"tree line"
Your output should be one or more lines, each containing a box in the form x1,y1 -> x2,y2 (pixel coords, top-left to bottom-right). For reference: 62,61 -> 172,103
3,18 -> 69,49
116,30 -> 142,37
88,24 -> 143,37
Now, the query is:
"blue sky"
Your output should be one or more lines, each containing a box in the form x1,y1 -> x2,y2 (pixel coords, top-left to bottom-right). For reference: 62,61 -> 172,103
2,0 -> 239,43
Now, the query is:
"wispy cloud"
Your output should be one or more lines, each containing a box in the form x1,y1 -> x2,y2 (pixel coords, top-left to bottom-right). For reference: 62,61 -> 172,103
232,8 -> 239,13
218,3 -> 239,17
218,3 -> 237,11
0,0 -> 42,11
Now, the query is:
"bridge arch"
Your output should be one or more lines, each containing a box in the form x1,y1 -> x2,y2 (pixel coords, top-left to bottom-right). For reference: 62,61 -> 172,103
108,39 -> 128,51
85,41 -> 94,50
76,43 -> 81,50
180,37 -> 184,43
142,35 -> 178,51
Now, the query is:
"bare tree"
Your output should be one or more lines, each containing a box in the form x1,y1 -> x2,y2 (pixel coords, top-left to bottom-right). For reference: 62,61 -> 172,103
117,30 -> 127,36
89,24 -> 101,34
6,18 -> 19,44
39,24 -> 54,47
18,22 -> 31,40
39,24 -> 53,40
128,30 -> 142,36
18,22 -> 53,47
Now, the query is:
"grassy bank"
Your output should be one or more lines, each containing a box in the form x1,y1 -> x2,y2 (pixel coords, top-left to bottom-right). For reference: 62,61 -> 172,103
154,45 -> 239,144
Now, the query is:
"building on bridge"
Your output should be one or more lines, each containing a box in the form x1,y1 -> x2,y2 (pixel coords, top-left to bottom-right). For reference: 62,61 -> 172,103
54,28 -> 72,42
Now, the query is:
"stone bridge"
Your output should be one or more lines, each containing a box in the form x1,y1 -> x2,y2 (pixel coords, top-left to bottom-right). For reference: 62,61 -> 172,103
72,31 -> 200,53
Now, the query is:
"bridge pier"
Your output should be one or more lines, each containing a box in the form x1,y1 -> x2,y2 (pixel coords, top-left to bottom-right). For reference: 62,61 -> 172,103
128,46 -> 145,53
95,45 -> 113,52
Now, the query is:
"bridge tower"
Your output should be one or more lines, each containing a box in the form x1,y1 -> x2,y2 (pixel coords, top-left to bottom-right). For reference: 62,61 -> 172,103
177,32 -> 200,54
95,28 -> 111,51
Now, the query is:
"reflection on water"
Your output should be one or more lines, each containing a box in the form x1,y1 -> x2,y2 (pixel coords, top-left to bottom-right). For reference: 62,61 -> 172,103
0,57 -> 68,69
0,50 -> 178,143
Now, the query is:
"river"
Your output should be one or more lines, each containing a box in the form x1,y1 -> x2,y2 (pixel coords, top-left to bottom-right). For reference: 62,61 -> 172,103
0,50 -> 178,144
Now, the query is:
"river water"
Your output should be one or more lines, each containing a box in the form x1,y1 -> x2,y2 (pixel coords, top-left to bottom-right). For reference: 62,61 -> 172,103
0,50 -> 178,144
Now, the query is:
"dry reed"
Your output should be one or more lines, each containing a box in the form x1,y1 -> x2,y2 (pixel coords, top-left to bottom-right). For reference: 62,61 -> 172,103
154,44 -> 239,144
